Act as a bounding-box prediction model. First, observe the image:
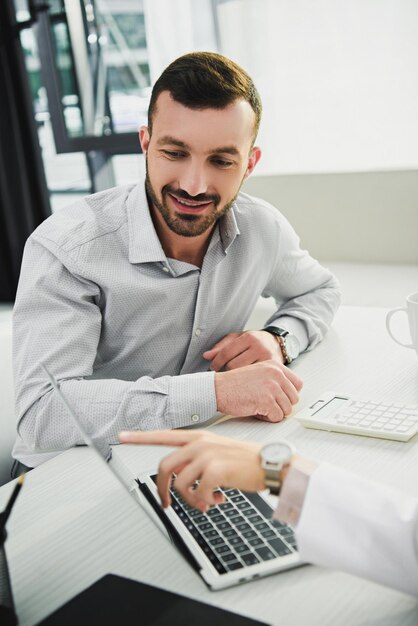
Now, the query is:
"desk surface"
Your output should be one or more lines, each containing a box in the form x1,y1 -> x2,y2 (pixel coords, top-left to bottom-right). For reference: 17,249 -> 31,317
1,306 -> 418,626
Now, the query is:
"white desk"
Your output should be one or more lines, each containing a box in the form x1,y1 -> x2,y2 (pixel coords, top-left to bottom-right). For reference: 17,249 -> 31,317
1,306 -> 418,625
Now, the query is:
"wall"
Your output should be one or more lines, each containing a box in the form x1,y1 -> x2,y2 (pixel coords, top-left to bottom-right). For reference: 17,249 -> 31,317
242,170 -> 418,264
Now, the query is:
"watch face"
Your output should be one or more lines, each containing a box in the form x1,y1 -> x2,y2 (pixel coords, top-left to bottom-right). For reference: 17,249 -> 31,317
284,334 -> 300,359
262,442 -> 293,465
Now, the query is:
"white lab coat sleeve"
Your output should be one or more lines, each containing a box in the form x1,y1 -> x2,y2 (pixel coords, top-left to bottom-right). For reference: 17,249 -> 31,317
295,463 -> 418,596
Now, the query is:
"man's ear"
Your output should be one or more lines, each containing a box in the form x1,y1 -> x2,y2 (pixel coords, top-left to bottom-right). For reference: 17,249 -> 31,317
244,146 -> 262,179
139,126 -> 150,154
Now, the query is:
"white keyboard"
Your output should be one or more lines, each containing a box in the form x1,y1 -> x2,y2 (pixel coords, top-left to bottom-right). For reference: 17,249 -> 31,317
295,393 -> 418,442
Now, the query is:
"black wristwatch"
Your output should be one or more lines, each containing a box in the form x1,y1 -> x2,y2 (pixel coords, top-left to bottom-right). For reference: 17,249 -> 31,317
263,326 -> 300,364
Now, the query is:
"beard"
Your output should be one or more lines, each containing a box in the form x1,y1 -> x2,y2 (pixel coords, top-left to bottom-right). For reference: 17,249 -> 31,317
145,160 -> 239,238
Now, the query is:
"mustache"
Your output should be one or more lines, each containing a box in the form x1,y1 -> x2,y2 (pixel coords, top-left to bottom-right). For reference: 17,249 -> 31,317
162,185 -> 220,205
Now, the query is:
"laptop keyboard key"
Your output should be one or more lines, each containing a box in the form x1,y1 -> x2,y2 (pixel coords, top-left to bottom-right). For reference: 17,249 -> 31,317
268,537 -> 292,556
203,529 -> 219,539
242,530 -> 257,539
242,553 -> 260,566
235,543 -> 252,554
230,536 -> 245,546
227,561 -> 244,571
230,495 -> 245,503
209,536 -> 225,546
254,522 -> 269,531
255,547 -> 276,561
248,537 -> 264,547
260,529 -> 276,539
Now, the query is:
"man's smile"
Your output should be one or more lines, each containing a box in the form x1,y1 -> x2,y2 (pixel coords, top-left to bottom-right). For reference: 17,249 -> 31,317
168,193 -> 213,214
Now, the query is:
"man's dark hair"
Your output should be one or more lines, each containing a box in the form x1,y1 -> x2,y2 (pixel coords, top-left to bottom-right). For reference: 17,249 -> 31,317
148,51 -> 262,142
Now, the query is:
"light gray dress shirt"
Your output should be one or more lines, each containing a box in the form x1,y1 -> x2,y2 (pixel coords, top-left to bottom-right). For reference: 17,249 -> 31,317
12,182 -> 340,466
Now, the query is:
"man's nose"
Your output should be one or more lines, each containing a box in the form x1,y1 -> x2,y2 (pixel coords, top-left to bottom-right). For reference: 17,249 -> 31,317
179,161 -> 208,197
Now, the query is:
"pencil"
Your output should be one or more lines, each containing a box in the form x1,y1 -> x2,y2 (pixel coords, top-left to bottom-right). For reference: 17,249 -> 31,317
0,474 -> 25,536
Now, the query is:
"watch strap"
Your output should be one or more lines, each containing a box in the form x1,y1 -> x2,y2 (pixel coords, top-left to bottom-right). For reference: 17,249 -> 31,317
262,326 -> 291,364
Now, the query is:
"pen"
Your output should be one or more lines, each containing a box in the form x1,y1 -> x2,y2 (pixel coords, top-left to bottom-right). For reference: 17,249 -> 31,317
0,474 -> 25,537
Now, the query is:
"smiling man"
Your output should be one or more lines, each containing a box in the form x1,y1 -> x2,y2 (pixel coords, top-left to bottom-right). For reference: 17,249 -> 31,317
12,52 -> 340,473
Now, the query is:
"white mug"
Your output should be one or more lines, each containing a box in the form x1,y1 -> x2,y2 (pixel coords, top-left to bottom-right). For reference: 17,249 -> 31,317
386,292 -> 418,356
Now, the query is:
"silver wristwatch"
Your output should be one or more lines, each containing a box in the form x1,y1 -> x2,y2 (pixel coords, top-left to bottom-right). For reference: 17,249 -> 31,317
260,441 -> 295,495
263,326 -> 300,364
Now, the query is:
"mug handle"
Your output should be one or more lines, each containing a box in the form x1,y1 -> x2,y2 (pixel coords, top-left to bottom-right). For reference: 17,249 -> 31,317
386,308 -> 414,348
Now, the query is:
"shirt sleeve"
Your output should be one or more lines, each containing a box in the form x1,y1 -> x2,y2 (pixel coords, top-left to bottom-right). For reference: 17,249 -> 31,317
293,463 -> 418,596
13,238 -> 217,460
262,212 -> 341,353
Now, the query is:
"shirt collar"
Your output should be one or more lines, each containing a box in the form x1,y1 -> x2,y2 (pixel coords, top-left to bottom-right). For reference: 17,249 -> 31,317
127,183 -> 168,264
127,183 -> 240,264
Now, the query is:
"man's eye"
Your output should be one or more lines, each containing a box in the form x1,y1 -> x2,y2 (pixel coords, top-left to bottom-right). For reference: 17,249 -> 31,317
162,150 -> 185,159
212,158 -> 234,168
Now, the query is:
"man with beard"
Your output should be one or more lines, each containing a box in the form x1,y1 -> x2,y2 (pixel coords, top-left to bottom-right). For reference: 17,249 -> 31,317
12,52 -> 340,473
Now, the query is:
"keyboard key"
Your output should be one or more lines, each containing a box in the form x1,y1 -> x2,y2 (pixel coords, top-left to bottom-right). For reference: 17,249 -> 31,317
270,519 -> 286,529
236,522 -> 251,532
235,543 -> 252,554
208,536 -> 225,546
223,489 -> 240,497
247,514 -> 263,524
253,522 -> 269,531
222,553 -> 238,563
215,544 -> 232,554
237,502 -> 252,511
229,515 -> 245,525
194,516 -> 207,525
219,502 -> 234,511
211,515 -> 225,524
207,508 -> 221,517
242,553 -> 260,566
188,509 -> 201,518
230,495 -> 245,503
230,536 -> 245,546
255,546 -> 276,561
218,521 -> 231,531
224,509 -> 239,518
227,561 -> 244,571
268,537 -> 292,556
203,529 -> 219,539
224,529 -> 239,538
248,537 -> 264,547
260,529 -> 276,539
199,522 -> 213,531
242,530 -> 257,539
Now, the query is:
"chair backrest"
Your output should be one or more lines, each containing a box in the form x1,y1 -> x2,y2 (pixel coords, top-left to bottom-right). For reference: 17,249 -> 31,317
0,306 -> 15,485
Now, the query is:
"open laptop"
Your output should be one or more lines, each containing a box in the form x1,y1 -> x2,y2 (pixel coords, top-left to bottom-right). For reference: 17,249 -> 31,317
42,364 -> 303,590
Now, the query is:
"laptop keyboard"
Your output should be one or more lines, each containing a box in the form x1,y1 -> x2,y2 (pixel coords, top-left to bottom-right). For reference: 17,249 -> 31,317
166,482 -> 297,575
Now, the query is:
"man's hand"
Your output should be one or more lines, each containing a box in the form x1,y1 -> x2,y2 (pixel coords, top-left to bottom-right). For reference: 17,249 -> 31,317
203,330 -> 284,371
118,430 -> 264,511
215,359 -> 303,422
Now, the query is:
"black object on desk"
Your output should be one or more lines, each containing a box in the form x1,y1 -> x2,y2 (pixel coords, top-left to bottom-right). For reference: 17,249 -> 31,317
0,474 -> 25,626
37,574 -> 271,626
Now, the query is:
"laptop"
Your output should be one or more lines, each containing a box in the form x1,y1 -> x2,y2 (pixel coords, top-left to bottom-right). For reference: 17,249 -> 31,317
42,364 -> 303,591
